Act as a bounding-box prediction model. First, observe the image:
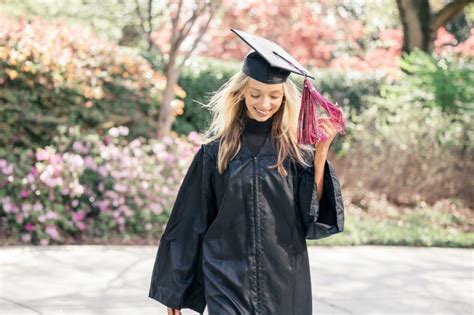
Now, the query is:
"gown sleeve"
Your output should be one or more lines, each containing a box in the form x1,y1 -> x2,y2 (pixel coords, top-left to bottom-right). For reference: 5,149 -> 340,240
296,158 -> 344,240
148,145 -> 216,313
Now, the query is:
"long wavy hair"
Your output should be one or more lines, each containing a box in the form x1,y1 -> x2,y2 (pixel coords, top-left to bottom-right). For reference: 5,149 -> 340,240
201,71 -> 314,176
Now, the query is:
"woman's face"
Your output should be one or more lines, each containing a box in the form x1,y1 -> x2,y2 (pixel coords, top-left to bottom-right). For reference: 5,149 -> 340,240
243,78 -> 284,121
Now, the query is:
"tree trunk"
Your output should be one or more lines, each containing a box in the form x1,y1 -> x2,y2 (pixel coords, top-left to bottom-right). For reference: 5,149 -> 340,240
396,0 -> 432,53
155,64 -> 181,140
396,0 -> 473,54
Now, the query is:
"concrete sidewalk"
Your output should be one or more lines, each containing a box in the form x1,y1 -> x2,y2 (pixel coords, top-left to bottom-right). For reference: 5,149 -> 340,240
0,245 -> 472,315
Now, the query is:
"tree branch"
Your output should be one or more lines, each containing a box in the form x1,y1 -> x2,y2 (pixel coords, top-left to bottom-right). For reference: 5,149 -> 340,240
178,4 -> 216,68
147,0 -> 153,50
170,0 -> 184,51
171,1 -> 202,54
134,0 -> 147,33
431,0 -> 473,31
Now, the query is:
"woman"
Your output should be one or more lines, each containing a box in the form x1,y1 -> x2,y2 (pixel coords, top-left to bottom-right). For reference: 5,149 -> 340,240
149,30 -> 345,315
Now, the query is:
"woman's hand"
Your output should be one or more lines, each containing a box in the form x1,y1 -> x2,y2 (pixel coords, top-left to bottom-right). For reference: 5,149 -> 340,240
168,307 -> 182,315
316,117 -> 338,155
313,117 -> 338,200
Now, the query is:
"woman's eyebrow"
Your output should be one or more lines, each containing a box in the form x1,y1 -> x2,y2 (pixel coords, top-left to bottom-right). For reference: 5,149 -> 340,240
249,87 -> 282,94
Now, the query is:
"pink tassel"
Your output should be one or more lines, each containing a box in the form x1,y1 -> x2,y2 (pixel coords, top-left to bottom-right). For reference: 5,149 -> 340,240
297,77 -> 346,145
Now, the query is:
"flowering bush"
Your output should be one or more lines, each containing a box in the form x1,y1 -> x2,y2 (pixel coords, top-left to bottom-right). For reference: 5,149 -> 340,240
0,127 -> 202,245
0,14 -> 186,149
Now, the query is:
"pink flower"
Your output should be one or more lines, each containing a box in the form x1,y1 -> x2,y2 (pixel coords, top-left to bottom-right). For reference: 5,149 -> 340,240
76,221 -> 86,231
121,206 -> 133,217
165,154 -> 174,163
187,131 -> 199,142
21,203 -> 31,213
46,211 -> 57,220
24,223 -> 34,232
2,197 -> 18,214
0,160 -> 13,175
103,136 -> 112,145
73,141 -> 88,154
151,204 -> 163,215
20,190 -> 29,198
163,136 -> 174,146
31,166 -> 39,176
71,199 -> 79,208
26,173 -> 35,183
45,225 -> 59,240
33,202 -> 43,212
36,149 -> 50,161
83,156 -> 95,169
97,166 -> 108,177
52,165 -> 62,177
145,223 -> 153,231
49,154 -> 63,165
95,200 -> 109,212
73,211 -> 85,222
21,233 -> 32,243
15,214 -> 24,224
2,164 -> 13,176
40,239 -> 49,246
113,182 -> 127,193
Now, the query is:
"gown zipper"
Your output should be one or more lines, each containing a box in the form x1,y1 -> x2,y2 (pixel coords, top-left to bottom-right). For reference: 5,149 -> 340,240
253,154 -> 262,314
247,131 -> 270,315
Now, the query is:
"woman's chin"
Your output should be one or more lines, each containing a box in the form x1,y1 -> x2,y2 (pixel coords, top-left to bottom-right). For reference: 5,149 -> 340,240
252,111 -> 272,121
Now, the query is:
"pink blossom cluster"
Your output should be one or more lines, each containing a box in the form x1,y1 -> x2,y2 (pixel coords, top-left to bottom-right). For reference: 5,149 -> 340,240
0,128 -> 203,245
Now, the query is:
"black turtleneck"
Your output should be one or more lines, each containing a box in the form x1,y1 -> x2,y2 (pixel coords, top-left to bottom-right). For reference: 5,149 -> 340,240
242,113 -> 274,156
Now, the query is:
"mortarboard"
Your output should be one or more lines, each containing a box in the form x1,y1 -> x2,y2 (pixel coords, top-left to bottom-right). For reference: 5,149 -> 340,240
231,28 -> 346,145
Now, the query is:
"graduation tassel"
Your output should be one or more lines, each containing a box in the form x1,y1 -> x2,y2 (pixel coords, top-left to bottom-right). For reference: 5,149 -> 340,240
297,76 -> 346,145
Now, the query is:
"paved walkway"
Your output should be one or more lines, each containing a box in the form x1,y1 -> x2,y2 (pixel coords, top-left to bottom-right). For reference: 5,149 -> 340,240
0,245 -> 472,314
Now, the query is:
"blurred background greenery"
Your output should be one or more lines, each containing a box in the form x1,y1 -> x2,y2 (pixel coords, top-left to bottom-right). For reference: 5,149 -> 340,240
0,0 -> 472,247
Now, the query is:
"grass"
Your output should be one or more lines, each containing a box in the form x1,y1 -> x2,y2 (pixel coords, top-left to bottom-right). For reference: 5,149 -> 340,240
309,192 -> 474,248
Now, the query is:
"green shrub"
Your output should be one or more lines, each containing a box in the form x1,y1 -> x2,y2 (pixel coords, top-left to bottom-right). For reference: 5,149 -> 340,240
312,68 -> 388,113
173,57 -> 241,134
341,49 -> 473,206
399,48 -> 473,113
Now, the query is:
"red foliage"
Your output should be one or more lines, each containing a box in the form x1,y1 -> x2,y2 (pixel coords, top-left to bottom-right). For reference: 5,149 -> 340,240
202,1 -> 473,72
435,27 -> 474,58
205,0 -> 366,69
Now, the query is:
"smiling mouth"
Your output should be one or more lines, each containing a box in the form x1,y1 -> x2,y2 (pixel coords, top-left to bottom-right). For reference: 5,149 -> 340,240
255,107 -> 270,115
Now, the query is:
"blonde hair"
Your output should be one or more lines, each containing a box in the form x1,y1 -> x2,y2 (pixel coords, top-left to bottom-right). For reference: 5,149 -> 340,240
202,71 -> 314,176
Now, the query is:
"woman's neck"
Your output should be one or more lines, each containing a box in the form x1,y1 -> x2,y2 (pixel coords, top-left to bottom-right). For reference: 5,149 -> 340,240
243,113 -> 274,134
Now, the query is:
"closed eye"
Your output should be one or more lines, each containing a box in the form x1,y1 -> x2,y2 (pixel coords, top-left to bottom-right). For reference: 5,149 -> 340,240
251,95 -> 280,99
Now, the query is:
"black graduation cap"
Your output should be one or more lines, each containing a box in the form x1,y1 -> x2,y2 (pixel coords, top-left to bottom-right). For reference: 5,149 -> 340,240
231,28 -> 346,145
231,28 -> 315,84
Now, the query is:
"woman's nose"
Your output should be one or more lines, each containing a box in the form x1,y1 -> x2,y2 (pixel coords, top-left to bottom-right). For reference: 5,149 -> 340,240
260,96 -> 272,109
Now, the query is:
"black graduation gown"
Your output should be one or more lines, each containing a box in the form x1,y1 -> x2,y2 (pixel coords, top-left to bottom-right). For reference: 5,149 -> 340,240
148,117 -> 345,314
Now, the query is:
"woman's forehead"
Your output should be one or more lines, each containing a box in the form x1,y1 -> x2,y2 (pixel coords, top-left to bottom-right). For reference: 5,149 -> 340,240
247,78 -> 283,93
